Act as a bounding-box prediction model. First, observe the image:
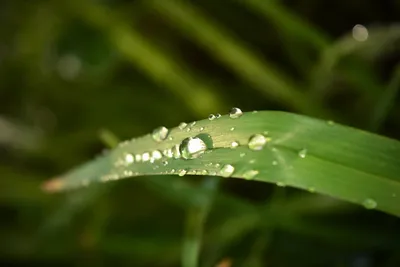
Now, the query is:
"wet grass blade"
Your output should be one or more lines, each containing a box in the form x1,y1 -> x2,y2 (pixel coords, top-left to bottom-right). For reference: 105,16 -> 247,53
43,111 -> 400,217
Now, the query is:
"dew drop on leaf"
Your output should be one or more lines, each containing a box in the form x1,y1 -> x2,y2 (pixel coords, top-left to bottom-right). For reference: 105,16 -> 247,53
272,160 -> 278,166
229,107 -> 243,119
142,152 -> 150,162
215,113 -> 221,119
231,141 -> 239,148
162,160 -> 168,166
298,148 -> 307,158
163,148 -> 173,158
179,122 -> 188,130
208,114 -> 216,121
179,137 -> 207,160
172,144 -> 181,159
363,198 -> 377,209
151,150 -> 163,161
124,153 -> 134,164
152,126 -> 169,142
240,152 -> 246,157
276,181 -> 286,187
178,169 -> 187,176
230,127 -> 235,131
248,134 -> 270,150
135,154 -> 142,162
243,170 -> 259,180
219,164 -> 235,178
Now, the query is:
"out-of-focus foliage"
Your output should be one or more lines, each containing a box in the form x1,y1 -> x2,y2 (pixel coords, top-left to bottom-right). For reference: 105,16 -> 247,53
0,0 -> 399,267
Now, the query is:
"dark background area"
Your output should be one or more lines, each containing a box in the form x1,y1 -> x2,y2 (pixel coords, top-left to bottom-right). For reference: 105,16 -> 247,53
0,0 -> 400,266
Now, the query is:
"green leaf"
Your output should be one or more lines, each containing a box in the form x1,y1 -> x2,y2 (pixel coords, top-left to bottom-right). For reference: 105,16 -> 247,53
43,111 -> 400,217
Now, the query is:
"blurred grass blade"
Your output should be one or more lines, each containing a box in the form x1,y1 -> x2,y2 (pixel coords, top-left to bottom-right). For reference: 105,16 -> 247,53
232,0 -> 330,50
66,0 -> 226,117
148,0 -> 329,117
370,64 -> 400,131
43,111 -> 400,216
310,25 -> 400,100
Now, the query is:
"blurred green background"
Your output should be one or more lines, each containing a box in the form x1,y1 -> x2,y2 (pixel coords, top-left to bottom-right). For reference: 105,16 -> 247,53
1,0 -> 400,266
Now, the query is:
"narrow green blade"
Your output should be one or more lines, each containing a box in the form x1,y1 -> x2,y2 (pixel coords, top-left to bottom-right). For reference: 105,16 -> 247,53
43,111 -> 400,217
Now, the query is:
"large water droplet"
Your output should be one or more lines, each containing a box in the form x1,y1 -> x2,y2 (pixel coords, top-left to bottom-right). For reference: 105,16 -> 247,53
298,148 -> 307,158
219,164 -> 235,178
124,153 -> 134,164
179,137 -> 207,160
248,134 -> 269,150
243,170 -> 259,180
229,107 -> 243,119
152,126 -> 169,142
363,198 -> 377,209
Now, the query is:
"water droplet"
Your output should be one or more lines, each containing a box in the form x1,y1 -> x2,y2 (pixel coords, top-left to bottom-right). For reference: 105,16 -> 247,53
172,144 -> 181,159
209,171 -> 217,176
170,169 -> 176,174
179,122 -> 188,130
124,153 -> 134,164
178,169 -> 187,176
208,114 -> 216,121
231,141 -> 239,148
201,170 -> 208,175
135,154 -> 142,162
152,126 -> 169,142
352,24 -> 368,42
248,134 -> 270,150
163,148 -> 173,158
215,163 -> 221,168
162,160 -> 168,166
363,198 -> 377,209
187,169 -> 196,175
298,148 -> 307,158
199,127 -> 205,131
229,107 -> 243,119
230,127 -> 235,131
272,160 -> 278,166
219,164 -> 235,178
152,150 -> 163,161
327,120 -> 335,126
186,127 -> 192,132
168,136 -> 173,141
180,137 -> 207,159
215,113 -> 221,119
190,122 -> 196,127
249,159 -> 256,164
252,110 -> 258,114
240,153 -> 246,157
276,181 -> 286,187
142,152 -> 150,162
243,170 -> 259,180
308,187 -> 315,193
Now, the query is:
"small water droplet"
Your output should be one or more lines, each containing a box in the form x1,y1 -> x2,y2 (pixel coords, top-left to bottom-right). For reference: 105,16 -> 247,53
272,160 -> 278,166
298,148 -> 307,158
163,148 -> 173,158
231,141 -> 239,148
142,152 -> 150,162
208,114 -> 216,121
152,150 -> 163,161
199,127 -> 205,131
135,154 -> 142,162
201,170 -> 208,175
162,160 -> 168,166
230,127 -> 235,131
243,170 -> 259,180
124,153 -> 134,164
252,110 -> 258,114
229,107 -> 243,119
308,187 -> 315,193
178,169 -> 187,176
327,120 -> 335,126
190,121 -> 196,127
363,198 -> 377,209
249,159 -> 256,164
248,134 -> 270,150
187,169 -> 196,175
276,181 -> 286,187
215,163 -> 221,168
172,144 -> 181,159
179,122 -> 188,130
186,127 -> 192,132
209,171 -> 217,176
152,126 -> 169,142
215,113 -> 221,119
168,136 -> 173,141
240,153 -> 246,158
219,164 -> 235,178
170,169 -> 176,174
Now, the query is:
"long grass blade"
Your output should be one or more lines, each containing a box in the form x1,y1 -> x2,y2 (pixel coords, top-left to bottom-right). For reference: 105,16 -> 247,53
43,110 -> 400,217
